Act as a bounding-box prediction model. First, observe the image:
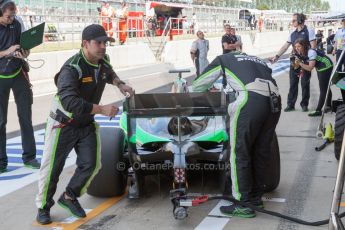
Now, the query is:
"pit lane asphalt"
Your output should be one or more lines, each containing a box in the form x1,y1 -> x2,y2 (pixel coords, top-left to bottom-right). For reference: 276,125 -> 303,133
1,57 -> 343,230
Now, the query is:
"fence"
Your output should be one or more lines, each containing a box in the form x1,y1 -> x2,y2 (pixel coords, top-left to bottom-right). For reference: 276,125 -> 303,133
19,13 -> 344,52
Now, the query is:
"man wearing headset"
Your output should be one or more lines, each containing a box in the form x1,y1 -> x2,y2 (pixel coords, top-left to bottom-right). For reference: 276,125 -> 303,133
0,0 -> 40,173
270,13 -> 316,113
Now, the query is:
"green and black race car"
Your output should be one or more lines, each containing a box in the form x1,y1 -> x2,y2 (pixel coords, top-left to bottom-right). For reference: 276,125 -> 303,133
87,89 -> 280,219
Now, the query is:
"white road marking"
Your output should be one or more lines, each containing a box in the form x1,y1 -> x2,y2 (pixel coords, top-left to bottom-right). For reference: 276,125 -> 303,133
195,196 -> 286,229
0,152 -> 76,198
263,197 -> 286,203
195,217 -> 230,230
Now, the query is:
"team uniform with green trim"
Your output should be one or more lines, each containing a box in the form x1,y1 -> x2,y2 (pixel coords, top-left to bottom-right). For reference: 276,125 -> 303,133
0,18 -> 37,169
307,49 -> 333,112
36,50 -> 118,209
192,52 -> 281,203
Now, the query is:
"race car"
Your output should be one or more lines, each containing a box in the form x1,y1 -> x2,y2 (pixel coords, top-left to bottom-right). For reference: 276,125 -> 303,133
87,73 -> 280,219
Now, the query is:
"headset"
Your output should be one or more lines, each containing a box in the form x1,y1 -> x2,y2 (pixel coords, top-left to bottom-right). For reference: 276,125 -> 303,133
296,13 -> 305,25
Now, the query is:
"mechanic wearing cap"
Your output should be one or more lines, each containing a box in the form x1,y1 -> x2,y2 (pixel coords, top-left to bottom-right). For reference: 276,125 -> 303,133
332,18 -> 345,100
0,0 -> 40,173
270,13 -> 316,113
35,24 -> 134,225
192,52 -> 281,218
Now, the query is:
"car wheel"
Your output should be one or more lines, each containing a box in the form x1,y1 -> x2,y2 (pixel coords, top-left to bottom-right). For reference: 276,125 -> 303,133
263,132 -> 280,192
87,127 -> 127,197
335,104 -> 345,160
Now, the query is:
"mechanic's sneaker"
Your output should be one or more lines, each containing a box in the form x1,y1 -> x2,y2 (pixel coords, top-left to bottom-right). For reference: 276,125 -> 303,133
36,208 -> 52,225
301,106 -> 309,112
24,159 -> 40,169
220,204 -> 256,218
308,111 -> 322,117
284,106 -> 295,112
58,193 -> 86,218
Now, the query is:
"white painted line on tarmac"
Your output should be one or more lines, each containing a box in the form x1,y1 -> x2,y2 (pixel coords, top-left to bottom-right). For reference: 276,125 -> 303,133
195,217 -> 230,230
0,152 -> 76,198
7,154 -> 42,158
263,197 -> 286,203
195,196 -> 286,229
207,199 -> 232,218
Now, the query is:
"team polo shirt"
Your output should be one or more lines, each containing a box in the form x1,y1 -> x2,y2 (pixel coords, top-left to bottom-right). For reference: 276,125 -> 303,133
0,19 -> 23,77
287,25 -> 316,45
308,49 -> 333,72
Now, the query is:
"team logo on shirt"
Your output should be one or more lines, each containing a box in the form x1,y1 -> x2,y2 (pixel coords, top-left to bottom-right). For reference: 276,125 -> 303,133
82,76 -> 93,83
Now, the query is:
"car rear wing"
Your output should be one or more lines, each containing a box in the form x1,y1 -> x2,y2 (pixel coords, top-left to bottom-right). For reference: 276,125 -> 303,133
123,92 -> 228,118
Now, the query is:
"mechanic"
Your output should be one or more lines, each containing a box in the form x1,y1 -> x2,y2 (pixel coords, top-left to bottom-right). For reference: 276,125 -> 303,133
0,0 -> 40,173
192,52 -> 281,218
221,24 -> 241,54
190,30 -> 209,76
270,13 -> 316,112
332,18 -> 345,101
35,24 -> 134,225
293,38 -> 333,117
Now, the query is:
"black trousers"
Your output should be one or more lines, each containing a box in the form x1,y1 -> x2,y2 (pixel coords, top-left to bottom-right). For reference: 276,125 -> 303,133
0,72 -> 36,167
316,68 -> 333,111
287,67 -> 311,108
336,50 -> 345,101
37,122 -> 101,209
336,49 -> 345,72
230,92 -> 281,202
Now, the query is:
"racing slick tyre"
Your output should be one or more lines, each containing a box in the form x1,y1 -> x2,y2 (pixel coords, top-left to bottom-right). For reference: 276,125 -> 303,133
334,104 -> 345,160
263,132 -> 280,192
87,127 -> 127,197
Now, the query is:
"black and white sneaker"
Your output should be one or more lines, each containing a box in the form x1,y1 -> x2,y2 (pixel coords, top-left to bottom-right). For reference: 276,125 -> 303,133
36,208 -> 52,225
58,193 -> 86,218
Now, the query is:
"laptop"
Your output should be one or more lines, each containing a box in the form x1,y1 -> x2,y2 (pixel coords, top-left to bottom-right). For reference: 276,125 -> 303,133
20,22 -> 45,50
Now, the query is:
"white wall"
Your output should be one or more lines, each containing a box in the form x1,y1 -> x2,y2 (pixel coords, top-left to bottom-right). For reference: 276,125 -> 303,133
29,42 -> 156,82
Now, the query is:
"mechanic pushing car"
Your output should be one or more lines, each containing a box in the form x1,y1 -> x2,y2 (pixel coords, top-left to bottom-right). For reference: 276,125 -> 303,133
35,24 -> 134,225
192,51 -> 281,218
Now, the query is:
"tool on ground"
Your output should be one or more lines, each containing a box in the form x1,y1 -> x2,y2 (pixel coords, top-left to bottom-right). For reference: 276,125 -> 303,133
315,123 -> 334,151
317,49 -> 345,139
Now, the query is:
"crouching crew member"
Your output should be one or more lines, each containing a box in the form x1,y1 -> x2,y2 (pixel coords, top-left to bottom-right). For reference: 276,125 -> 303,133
192,52 -> 281,218
35,24 -> 134,225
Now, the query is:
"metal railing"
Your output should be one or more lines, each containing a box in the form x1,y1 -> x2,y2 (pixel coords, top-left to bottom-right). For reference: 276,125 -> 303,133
19,13 -> 344,53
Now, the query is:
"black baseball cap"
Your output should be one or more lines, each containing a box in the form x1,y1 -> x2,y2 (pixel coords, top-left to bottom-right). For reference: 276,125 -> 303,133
82,24 -> 115,43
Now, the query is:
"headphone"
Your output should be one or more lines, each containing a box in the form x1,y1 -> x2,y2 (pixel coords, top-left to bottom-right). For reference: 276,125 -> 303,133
296,13 -> 304,25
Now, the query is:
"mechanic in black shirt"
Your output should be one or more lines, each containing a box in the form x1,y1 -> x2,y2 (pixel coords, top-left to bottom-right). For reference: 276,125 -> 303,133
270,13 -> 316,112
0,0 -> 40,173
193,52 -> 281,218
221,24 -> 241,54
35,24 -> 134,225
